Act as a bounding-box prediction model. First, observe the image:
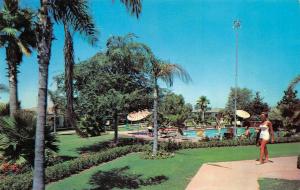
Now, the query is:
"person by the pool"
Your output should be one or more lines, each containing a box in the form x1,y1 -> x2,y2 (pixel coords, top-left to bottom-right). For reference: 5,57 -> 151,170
257,112 -> 275,164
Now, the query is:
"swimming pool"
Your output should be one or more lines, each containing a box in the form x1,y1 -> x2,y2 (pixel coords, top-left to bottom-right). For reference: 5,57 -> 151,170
183,127 -> 256,138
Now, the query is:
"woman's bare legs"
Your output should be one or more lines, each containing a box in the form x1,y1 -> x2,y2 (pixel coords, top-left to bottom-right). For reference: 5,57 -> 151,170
264,144 -> 269,162
259,140 -> 268,164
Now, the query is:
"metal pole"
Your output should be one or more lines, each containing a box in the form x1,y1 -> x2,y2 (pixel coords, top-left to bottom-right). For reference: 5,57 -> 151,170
233,20 -> 240,137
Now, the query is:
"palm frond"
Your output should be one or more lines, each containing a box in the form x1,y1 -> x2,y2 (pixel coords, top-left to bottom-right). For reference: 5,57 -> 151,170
0,27 -> 18,37
120,0 -> 142,18
48,0 -> 98,45
155,60 -> 192,87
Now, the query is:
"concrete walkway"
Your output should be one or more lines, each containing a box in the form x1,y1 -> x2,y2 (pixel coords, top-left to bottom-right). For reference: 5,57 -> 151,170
186,156 -> 300,190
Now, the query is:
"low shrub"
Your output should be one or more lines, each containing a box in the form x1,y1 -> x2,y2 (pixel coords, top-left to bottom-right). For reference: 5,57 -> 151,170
0,145 -> 146,190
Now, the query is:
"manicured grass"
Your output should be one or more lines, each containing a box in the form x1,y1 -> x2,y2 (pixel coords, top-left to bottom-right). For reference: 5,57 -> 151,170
259,178 -> 300,190
57,133 -> 113,157
47,142 -> 300,190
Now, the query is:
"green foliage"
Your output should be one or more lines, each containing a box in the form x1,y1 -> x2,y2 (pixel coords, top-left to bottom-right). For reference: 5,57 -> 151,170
277,89 -> 300,129
0,103 -> 9,116
0,111 -> 59,166
159,92 -> 192,127
225,87 -> 253,114
248,92 -> 269,116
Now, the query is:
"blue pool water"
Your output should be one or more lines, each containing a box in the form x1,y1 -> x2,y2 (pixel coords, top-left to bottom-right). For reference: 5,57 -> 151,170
183,127 -> 256,138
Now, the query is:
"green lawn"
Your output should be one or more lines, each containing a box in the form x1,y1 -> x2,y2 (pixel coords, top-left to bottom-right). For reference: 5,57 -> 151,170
47,142 -> 300,190
57,133 -> 113,157
259,178 -> 300,190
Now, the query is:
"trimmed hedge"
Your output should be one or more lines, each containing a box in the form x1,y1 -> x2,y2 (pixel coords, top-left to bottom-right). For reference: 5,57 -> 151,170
159,136 -> 300,152
0,145 -> 147,190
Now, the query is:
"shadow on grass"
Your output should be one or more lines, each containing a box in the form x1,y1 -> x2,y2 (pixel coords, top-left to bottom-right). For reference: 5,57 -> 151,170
86,166 -> 168,190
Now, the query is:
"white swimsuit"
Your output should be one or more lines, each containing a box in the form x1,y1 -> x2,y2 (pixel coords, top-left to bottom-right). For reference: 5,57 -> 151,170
259,124 -> 270,141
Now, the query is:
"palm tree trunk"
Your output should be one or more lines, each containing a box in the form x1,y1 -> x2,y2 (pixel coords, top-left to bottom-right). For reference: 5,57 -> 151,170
33,1 -> 52,189
113,112 -> 119,144
63,23 -> 86,137
152,78 -> 158,156
7,60 -> 18,117
202,110 -> 205,123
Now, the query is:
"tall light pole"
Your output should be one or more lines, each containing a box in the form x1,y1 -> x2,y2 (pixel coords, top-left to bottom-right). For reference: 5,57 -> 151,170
233,20 -> 240,137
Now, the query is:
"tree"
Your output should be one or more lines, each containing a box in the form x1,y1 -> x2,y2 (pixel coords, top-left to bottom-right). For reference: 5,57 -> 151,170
195,96 -> 210,123
54,35 -> 152,141
248,92 -> 269,116
159,92 -> 192,127
0,0 -> 36,116
33,0 -> 53,189
277,88 -> 300,129
225,87 -> 253,114
148,58 -> 191,156
48,0 -> 98,137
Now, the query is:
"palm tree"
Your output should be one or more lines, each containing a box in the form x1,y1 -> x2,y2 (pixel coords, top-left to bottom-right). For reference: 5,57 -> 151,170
0,0 -> 36,117
150,59 -> 191,156
33,1 -> 142,189
48,0 -> 98,137
196,96 -> 210,123
33,0 -> 53,189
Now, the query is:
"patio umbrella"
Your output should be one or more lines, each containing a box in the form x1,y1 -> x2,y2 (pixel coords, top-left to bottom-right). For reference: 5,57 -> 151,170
127,109 -> 152,121
236,110 -> 250,119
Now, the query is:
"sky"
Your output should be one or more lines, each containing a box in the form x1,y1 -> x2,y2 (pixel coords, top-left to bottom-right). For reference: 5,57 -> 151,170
0,0 -> 300,109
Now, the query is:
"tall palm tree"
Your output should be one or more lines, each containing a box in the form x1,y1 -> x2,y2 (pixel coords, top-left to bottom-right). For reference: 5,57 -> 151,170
33,0 -> 53,189
0,0 -> 36,117
33,1 -> 142,189
150,59 -> 191,156
196,96 -> 210,123
48,0 -> 98,137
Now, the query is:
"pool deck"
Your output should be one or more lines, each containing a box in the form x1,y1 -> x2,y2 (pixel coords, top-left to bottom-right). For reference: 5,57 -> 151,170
185,156 -> 300,190
119,130 -> 201,142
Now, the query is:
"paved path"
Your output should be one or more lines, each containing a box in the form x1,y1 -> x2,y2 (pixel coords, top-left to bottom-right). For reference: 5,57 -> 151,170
186,156 -> 300,190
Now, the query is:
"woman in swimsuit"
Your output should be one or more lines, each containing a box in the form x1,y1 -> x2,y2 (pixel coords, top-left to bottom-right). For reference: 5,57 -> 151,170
257,112 -> 275,164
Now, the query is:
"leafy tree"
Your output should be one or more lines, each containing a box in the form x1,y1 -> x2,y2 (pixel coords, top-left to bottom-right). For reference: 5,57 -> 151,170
0,0 -> 36,116
195,96 -> 210,123
277,88 -> 300,129
159,92 -> 192,127
248,92 -> 269,116
54,35 -> 152,142
225,87 -> 253,114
